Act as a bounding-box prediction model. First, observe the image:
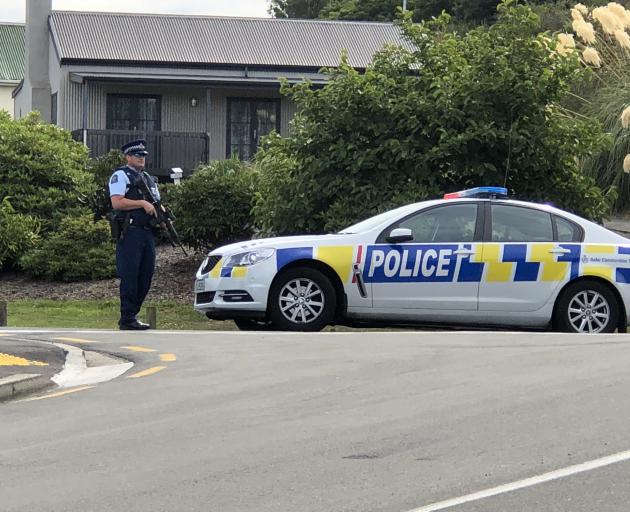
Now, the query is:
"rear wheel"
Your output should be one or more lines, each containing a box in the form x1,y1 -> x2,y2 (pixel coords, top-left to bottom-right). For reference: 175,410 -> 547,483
554,280 -> 619,333
268,267 -> 336,332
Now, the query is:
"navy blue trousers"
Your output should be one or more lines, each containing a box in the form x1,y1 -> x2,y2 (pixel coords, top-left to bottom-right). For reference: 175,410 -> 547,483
116,227 -> 156,325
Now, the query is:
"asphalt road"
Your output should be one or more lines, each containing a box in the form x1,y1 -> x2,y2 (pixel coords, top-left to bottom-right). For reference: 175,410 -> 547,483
1,329 -> 629,512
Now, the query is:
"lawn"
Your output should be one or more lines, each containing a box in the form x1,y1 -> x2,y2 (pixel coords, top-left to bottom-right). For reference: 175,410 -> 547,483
6,299 -> 236,330
5,300 -> 411,332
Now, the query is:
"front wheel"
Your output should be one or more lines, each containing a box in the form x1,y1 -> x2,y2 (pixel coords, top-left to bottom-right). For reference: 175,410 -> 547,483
554,280 -> 619,333
268,267 -> 336,332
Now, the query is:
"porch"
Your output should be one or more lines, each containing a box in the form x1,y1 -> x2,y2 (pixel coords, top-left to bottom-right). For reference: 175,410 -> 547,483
71,129 -> 210,178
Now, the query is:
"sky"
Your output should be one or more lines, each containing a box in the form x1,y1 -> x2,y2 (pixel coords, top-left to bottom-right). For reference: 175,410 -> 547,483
1,0 -> 271,23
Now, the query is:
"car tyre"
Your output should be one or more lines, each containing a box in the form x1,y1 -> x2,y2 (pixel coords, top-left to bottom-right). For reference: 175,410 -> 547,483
233,319 -> 273,331
554,279 -> 619,334
268,267 -> 336,332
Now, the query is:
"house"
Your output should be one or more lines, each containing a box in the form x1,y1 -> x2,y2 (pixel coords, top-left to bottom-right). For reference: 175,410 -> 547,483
0,22 -> 24,117
14,0 -> 407,176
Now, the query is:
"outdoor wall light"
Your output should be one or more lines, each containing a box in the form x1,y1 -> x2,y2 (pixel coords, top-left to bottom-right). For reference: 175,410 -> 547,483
190,97 -> 198,107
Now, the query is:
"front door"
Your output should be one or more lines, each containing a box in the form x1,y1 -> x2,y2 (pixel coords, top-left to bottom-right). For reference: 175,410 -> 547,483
366,203 -> 483,310
227,98 -> 280,160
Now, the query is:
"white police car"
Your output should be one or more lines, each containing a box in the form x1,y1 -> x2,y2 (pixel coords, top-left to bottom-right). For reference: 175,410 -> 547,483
194,187 -> 630,333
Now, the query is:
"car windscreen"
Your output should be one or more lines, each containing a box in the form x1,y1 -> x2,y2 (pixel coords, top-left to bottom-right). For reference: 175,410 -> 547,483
339,203 -> 429,234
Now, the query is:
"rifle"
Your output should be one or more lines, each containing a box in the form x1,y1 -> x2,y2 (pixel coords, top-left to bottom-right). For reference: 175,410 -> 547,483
136,173 -> 188,257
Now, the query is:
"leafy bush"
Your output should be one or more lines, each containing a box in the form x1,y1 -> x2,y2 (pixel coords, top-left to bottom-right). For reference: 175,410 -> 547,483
20,214 -> 115,281
0,198 -> 40,269
87,149 -> 125,220
0,111 -> 95,232
172,159 -> 257,250
254,2 -> 611,235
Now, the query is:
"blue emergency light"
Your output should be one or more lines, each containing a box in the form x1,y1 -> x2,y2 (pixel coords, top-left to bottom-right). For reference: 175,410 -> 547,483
444,186 -> 508,200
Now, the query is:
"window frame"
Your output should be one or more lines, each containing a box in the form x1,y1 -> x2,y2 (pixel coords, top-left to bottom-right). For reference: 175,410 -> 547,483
484,202 -> 584,243
376,202 -> 484,244
226,97 -> 281,160
106,93 -> 162,131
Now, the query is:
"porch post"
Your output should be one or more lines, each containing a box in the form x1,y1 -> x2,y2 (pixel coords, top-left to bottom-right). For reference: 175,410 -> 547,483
81,79 -> 88,146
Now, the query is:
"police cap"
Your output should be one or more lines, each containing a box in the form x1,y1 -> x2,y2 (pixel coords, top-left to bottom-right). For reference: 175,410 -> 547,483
121,139 -> 148,156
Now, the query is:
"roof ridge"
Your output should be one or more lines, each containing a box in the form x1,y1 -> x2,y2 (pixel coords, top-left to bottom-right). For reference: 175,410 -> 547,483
51,10 -> 396,26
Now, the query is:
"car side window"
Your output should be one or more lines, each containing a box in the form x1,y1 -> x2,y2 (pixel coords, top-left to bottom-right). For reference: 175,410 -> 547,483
398,204 -> 478,243
555,215 -> 581,242
491,205 -> 553,242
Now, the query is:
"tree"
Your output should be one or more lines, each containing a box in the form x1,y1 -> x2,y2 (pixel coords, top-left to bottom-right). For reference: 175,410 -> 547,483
269,0 -> 328,18
254,2 -> 611,236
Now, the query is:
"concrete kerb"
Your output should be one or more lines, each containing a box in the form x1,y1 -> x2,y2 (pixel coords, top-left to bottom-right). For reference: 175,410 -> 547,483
0,373 -> 55,402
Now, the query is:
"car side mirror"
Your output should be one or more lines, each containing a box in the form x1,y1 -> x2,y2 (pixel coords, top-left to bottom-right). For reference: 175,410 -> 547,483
387,228 -> 414,243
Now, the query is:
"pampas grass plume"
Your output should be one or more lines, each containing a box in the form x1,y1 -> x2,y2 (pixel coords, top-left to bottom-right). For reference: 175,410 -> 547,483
583,47 -> 602,66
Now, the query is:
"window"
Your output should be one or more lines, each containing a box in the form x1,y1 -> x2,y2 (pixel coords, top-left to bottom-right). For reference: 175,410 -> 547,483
555,215 -> 582,242
106,95 -> 161,131
50,93 -> 57,125
227,98 -> 280,160
396,204 -> 478,243
491,205 -> 553,242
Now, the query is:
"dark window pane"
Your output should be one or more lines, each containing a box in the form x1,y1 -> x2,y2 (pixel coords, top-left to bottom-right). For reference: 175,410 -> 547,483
107,95 -> 161,131
399,204 -> 478,243
228,99 -> 279,160
491,205 -> 553,242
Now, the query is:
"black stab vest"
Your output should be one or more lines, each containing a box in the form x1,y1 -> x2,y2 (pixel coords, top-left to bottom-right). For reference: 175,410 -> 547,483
116,166 -> 154,227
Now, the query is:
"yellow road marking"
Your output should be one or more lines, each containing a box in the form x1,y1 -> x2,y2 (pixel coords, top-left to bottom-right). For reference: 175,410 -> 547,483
121,345 -> 157,353
54,337 -> 99,344
126,366 -> 166,379
0,333 -> 9,337
22,386 -> 95,402
160,353 -> 177,362
0,353 -> 48,366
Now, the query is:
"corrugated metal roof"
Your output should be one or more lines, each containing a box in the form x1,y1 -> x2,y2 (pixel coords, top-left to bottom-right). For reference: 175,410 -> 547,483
0,23 -> 25,81
50,11 -> 407,69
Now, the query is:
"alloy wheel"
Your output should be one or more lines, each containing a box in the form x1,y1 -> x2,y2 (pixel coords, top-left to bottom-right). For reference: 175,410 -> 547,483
567,290 -> 610,333
278,278 -> 325,324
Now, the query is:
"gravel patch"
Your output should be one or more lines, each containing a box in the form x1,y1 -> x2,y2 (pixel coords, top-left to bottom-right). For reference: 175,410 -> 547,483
0,246 -> 204,303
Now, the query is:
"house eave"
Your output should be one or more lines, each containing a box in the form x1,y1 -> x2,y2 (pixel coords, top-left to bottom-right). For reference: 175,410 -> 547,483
67,68 -> 330,86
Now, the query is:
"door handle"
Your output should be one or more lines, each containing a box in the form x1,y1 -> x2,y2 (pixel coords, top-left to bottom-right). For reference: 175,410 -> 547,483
549,248 -> 571,255
454,249 -> 474,256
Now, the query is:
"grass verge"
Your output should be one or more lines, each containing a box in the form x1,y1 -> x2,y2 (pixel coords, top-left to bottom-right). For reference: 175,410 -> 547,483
7,300 -> 236,330
5,300 -> 415,332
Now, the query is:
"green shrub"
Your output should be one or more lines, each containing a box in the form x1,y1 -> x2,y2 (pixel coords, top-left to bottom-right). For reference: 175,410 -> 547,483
0,198 -> 40,269
0,111 -> 95,232
87,149 -> 125,220
20,214 -> 115,281
172,159 -> 257,250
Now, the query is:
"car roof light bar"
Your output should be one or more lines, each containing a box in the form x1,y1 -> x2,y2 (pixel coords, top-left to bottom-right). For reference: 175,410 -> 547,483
444,186 -> 509,200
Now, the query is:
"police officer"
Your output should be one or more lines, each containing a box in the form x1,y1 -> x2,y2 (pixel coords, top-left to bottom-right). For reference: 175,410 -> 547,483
109,139 -> 160,330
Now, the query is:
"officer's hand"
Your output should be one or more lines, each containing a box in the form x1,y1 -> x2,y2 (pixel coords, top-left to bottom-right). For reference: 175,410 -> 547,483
141,200 -> 156,216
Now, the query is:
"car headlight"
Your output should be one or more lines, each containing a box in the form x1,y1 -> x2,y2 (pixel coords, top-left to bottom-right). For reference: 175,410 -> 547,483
224,248 -> 275,267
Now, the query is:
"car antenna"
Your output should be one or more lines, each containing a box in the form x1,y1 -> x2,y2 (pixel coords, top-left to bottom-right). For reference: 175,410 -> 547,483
503,108 -> 515,188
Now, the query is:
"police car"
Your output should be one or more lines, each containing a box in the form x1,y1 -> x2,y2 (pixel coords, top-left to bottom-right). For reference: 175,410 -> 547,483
194,187 -> 630,333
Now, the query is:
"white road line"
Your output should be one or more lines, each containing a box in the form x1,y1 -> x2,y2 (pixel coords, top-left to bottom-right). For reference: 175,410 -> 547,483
408,449 -> 630,512
0,328 -> 626,337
